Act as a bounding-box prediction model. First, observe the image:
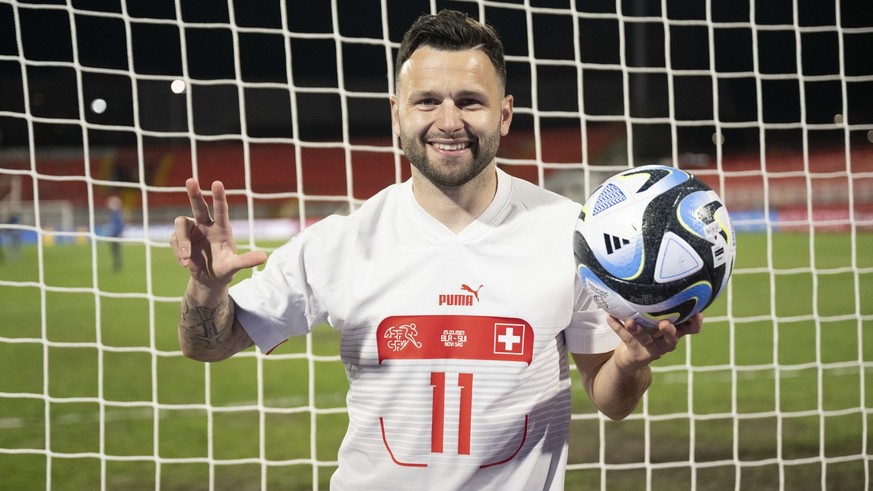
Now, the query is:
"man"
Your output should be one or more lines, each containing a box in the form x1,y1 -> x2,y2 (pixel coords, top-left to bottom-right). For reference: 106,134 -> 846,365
106,195 -> 124,271
169,9 -> 702,490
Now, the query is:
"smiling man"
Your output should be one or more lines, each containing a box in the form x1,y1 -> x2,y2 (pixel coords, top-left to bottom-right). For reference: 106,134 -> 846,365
391,43 -> 512,234
169,9 -> 702,490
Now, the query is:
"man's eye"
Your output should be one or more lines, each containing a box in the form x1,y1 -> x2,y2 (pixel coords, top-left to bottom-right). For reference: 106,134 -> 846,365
458,99 -> 483,108
417,99 -> 438,106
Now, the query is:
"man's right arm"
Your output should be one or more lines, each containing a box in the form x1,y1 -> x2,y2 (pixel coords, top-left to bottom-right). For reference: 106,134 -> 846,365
169,178 -> 266,362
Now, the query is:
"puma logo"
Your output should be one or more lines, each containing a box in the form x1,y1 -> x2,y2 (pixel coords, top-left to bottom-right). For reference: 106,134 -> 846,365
460,284 -> 482,302
438,284 -> 483,306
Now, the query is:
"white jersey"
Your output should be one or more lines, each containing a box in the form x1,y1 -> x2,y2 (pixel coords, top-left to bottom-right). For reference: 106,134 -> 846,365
230,168 -> 621,490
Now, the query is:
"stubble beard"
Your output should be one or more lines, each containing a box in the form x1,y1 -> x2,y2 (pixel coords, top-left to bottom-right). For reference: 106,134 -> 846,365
400,128 -> 501,188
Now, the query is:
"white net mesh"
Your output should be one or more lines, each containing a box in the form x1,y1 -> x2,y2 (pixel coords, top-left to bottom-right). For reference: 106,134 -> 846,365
0,0 -> 871,489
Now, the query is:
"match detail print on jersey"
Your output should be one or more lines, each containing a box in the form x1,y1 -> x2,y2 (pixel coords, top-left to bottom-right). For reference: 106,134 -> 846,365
377,315 -> 534,365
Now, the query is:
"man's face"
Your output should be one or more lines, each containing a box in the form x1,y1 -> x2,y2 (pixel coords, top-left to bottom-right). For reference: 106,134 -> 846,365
391,47 -> 513,188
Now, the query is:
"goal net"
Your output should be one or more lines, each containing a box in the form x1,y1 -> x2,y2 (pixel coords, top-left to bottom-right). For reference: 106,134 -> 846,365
1,0 -> 871,489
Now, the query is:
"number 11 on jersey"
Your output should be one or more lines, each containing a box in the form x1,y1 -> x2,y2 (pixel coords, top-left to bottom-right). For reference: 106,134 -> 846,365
431,372 -> 473,455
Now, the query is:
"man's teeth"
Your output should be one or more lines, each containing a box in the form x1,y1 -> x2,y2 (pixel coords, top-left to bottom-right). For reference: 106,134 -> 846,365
433,142 -> 468,151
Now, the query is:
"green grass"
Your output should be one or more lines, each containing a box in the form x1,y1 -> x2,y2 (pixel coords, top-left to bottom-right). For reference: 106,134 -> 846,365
1,232 -> 871,490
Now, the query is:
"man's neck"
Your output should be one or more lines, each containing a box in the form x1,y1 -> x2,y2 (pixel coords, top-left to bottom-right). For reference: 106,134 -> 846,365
410,165 -> 498,234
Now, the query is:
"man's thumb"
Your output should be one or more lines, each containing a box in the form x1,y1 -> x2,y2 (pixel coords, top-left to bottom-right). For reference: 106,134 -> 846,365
236,250 -> 268,270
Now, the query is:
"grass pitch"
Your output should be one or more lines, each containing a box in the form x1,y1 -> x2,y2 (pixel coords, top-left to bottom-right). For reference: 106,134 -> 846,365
0,232 -> 871,490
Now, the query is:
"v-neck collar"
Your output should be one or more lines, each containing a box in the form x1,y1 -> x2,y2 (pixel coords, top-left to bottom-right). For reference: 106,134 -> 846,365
403,168 -> 513,243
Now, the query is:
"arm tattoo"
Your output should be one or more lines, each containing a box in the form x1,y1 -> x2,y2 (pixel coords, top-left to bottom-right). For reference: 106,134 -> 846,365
179,296 -> 235,350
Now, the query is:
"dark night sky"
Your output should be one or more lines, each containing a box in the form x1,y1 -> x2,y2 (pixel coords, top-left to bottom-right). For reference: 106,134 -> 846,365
1,0 -> 871,157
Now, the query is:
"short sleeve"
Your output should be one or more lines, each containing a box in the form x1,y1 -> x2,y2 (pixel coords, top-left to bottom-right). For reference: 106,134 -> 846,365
563,279 -> 621,354
229,233 -> 328,354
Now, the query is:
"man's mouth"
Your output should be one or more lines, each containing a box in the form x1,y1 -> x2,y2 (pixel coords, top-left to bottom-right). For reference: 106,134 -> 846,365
430,141 -> 472,152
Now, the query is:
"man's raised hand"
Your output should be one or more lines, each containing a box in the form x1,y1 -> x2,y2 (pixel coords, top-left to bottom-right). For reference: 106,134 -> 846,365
170,179 -> 267,288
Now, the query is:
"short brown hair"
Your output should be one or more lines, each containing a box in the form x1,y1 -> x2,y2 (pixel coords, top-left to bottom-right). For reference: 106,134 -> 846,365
395,9 -> 507,90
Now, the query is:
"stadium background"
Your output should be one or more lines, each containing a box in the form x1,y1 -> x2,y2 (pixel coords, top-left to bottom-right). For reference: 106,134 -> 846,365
2,0 -> 871,228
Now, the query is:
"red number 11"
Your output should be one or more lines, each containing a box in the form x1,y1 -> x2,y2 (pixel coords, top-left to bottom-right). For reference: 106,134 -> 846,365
431,372 -> 473,455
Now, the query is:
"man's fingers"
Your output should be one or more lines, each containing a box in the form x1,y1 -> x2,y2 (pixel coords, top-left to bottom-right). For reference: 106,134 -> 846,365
172,216 -> 195,263
168,233 -> 182,265
606,315 -> 637,345
677,313 -> 704,336
211,180 -> 230,227
609,316 -> 674,351
186,178 -> 213,225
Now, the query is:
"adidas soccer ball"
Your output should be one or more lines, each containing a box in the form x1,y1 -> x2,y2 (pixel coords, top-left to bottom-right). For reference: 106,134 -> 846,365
574,164 -> 736,330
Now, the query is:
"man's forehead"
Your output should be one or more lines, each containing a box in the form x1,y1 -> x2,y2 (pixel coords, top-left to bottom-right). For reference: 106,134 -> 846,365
397,47 -> 498,89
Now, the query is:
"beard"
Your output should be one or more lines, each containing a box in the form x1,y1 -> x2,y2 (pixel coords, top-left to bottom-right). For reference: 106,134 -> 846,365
399,126 -> 502,188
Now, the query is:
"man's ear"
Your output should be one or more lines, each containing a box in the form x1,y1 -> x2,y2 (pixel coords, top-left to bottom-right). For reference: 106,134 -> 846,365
500,94 -> 514,136
390,95 -> 401,137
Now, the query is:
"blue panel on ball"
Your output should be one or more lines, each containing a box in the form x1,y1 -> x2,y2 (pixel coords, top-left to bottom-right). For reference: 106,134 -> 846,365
676,190 -> 717,239
591,183 -> 627,216
646,280 -> 713,324
597,236 -> 644,281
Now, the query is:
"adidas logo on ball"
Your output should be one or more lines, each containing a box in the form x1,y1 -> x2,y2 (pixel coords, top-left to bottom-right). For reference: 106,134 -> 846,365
603,233 -> 631,254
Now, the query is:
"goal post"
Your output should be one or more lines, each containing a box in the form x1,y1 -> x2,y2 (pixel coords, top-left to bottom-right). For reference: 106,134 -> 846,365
1,1 -> 871,490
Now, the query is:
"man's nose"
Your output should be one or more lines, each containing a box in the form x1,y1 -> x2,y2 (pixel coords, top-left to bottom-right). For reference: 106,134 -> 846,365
435,101 -> 463,133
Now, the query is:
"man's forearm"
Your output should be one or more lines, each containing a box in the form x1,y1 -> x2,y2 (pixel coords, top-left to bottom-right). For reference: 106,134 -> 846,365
178,282 -> 251,362
590,357 -> 652,421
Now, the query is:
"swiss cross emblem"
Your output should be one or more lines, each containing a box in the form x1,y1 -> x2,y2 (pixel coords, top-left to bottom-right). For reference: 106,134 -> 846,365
493,323 -> 525,356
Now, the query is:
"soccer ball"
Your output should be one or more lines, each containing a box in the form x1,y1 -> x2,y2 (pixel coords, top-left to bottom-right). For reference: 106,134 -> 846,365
573,164 -> 736,330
